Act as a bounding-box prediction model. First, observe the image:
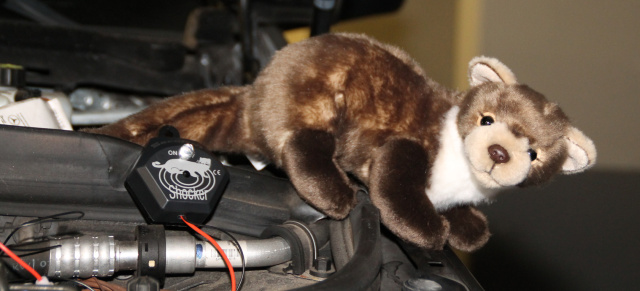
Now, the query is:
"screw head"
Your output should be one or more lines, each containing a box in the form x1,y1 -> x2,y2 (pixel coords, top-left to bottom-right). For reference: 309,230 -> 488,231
179,144 -> 195,160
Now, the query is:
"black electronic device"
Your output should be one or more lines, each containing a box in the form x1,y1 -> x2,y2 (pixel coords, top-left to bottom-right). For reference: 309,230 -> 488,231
125,126 -> 229,225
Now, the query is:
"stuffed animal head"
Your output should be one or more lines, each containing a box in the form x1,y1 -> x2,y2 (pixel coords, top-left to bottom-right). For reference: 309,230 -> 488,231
457,57 -> 597,188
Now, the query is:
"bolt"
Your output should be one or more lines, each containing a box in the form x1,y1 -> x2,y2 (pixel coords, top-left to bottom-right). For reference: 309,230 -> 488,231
314,257 -> 331,272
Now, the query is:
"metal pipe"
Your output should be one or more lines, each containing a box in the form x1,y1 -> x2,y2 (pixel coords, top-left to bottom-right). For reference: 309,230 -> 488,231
2,235 -> 292,280
196,237 -> 291,268
115,240 -> 138,272
165,235 -> 196,274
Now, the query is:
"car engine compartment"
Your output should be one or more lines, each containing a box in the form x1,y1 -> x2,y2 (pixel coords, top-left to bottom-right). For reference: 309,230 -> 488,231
0,1 -> 482,290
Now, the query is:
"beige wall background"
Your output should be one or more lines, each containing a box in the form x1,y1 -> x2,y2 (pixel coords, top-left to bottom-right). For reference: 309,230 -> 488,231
332,0 -> 640,171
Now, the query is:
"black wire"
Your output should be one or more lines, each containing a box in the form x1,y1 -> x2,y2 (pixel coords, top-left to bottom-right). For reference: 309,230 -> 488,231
0,211 -> 83,282
215,228 -> 246,291
3,244 -> 62,262
2,211 -> 85,245
3,244 -> 61,257
0,211 -> 84,255
0,244 -> 65,283
202,225 -> 246,291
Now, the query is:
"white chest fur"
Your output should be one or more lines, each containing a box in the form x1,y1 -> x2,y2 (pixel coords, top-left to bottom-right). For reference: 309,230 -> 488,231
427,106 -> 494,211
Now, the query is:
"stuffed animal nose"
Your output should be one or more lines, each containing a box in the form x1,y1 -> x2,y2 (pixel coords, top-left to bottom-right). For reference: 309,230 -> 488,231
488,144 -> 510,164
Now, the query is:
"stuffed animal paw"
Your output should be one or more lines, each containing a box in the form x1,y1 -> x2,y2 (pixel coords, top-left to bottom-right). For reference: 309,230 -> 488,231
443,206 -> 490,252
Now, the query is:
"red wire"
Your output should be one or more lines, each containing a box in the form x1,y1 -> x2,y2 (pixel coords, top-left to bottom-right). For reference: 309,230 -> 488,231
180,216 -> 237,291
0,240 -> 43,281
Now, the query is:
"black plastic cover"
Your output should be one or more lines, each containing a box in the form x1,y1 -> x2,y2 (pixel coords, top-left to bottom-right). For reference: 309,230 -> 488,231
125,134 -> 229,225
135,225 -> 166,285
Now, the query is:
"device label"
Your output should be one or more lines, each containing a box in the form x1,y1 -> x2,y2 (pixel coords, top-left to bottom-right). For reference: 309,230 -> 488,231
151,156 -> 220,201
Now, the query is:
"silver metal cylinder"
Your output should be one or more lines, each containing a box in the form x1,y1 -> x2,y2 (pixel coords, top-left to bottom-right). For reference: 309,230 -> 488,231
165,235 -> 196,274
195,237 -> 291,268
49,236 -> 119,278
115,240 -> 138,272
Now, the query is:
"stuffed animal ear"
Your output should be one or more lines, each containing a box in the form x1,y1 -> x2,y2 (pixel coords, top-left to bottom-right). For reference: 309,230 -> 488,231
562,127 -> 597,174
468,56 -> 518,87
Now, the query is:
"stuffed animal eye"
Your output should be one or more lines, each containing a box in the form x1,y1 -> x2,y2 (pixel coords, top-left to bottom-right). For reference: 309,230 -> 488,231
480,116 -> 494,126
527,149 -> 538,161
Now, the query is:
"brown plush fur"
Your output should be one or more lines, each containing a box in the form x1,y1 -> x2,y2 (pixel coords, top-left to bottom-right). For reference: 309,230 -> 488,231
88,33 -> 596,251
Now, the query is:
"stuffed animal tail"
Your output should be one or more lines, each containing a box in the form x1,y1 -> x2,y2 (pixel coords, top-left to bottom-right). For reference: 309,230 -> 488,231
85,87 -> 257,155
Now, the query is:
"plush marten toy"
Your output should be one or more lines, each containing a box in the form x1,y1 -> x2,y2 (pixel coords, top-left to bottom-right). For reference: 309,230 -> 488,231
88,33 -> 596,251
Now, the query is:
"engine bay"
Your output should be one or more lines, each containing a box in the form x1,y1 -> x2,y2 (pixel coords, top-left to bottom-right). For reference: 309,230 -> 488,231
0,1 -> 482,290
